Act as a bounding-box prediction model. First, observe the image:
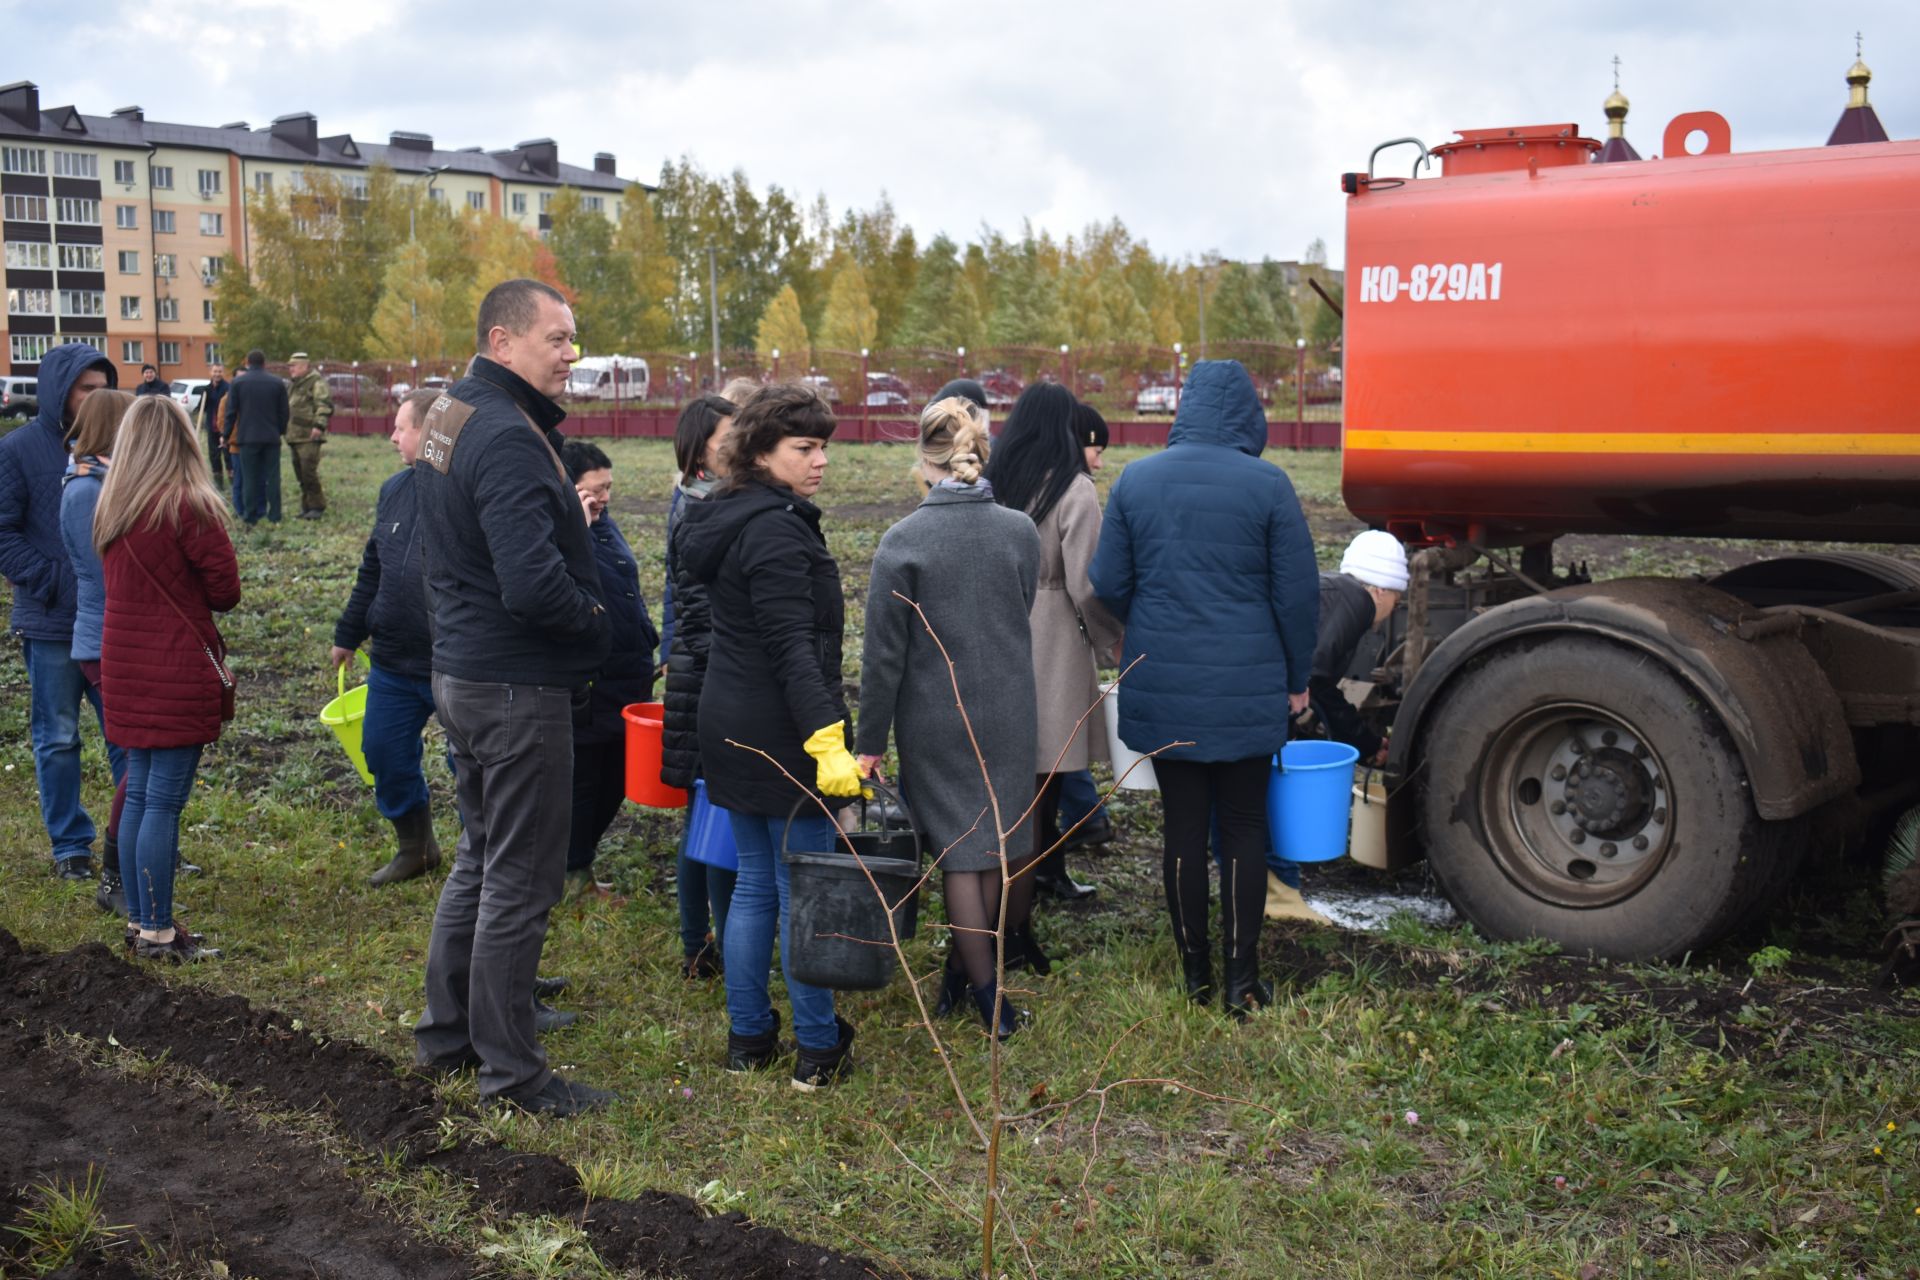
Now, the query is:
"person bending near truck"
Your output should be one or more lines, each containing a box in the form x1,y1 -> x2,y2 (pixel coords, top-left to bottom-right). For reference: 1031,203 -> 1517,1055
410,279 -> 612,1117
331,389 -> 445,887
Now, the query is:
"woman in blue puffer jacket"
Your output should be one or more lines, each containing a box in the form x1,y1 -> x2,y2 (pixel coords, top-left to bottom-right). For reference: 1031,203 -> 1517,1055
1089,360 -> 1318,1018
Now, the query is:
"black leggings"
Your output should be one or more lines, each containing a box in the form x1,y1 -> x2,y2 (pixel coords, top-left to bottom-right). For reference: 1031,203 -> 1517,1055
1156,756 -> 1269,963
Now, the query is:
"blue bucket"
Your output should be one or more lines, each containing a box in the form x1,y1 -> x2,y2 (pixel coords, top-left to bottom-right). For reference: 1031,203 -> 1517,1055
1267,740 -> 1361,862
684,779 -> 738,870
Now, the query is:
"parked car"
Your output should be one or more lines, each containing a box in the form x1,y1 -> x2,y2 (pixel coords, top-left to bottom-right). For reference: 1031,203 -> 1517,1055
566,356 -> 650,402
1134,382 -> 1180,415
799,374 -> 840,404
3,376 -> 40,419
169,379 -> 211,417
324,372 -> 386,412
977,369 -> 1021,410
864,372 -> 911,410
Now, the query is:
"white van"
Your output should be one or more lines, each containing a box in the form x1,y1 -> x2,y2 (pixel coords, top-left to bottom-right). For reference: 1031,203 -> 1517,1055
566,356 -> 649,403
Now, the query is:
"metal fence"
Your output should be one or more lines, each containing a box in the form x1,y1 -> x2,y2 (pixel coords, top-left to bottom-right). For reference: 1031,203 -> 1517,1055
318,341 -> 1344,449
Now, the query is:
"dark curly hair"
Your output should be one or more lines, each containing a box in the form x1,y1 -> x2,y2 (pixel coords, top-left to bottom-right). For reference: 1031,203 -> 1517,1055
719,382 -> 836,492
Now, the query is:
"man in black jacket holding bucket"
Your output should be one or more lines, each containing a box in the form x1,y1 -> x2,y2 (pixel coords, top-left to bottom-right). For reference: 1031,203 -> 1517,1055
410,279 -> 613,1117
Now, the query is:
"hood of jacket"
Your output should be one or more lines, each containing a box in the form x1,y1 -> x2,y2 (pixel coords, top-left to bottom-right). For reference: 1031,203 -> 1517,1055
63,454 -> 109,485
33,342 -> 118,438
1167,359 -> 1266,456
677,480 -> 819,584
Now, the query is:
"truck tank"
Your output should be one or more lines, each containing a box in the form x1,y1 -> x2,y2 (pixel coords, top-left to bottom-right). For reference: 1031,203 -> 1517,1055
1341,125 -> 1920,546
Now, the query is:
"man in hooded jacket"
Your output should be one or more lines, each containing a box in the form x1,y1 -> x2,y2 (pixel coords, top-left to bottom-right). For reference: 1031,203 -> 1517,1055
0,342 -> 124,879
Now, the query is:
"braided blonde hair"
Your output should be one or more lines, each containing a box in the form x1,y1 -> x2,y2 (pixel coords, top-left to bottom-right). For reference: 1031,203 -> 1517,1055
917,395 -> 991,489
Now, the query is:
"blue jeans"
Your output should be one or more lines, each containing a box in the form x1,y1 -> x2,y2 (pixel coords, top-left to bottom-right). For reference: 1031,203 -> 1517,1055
1057,768 -> 1104,829
677,844 -> 736,958
723,809 -> 840,1051
23,637 -> 126,866
238,441 -> 281,523
228,447 -> 244,509
119,744 -> 203,930
361,663 -> 435,820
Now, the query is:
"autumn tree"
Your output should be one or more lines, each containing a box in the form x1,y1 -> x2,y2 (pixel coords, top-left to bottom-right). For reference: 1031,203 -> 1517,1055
549,187 -> 636,354
754,283 -> 811,367
817,257 -> 879,353
895,233 -> 984,353
615,187 -> 677,350
366,239 -> 446,363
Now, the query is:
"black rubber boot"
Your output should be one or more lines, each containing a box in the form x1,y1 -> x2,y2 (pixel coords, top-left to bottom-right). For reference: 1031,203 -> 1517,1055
933,959 -> 969,1017
1180,948 -> 1214,1007
370,807 -> 441,887
95,836 -> 125,916
726,1009 -> 781,1073
1003,924 -> 1053,977
1222,950 -> 1272,1022
969,982 -> 1025,1040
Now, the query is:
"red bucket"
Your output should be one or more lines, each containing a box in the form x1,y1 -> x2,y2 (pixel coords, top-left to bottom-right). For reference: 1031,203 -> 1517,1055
622,702 -> 688,808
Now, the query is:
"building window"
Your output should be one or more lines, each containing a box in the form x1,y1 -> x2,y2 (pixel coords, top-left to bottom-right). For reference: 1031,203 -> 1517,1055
153,209 -> 175,233
255,171 -> 273,194
538,192 -> 553,213
200,257 -> 222,283
8,288 -> 54,315
6,241 -> 53,270
158,297 -> 178,322
343,176 -> 368,200
2,146 -> 46,174
205,342 -> 221,364
199,212 -> 223,235
510,192 -> 527,215
65,335 -> 106,353
115,204 -> 138,230
4,194 -> 48,222
57,244 -> 102,271
55,198 -> 100,225
113,159 -> 136,184
197,168 -> 222,196
58,290 -> 105,318
151,165 -> 173,189
117,250 -> 139,274
53,151 -> 98,179
582,195 -> 604,213
428,187 -> 447,203
121,341 -> 143,364
120,296 -> 141,320
155,254 -> 176,278
10,335 -> 53,363
158,341 -> 180,365
203,299 -> 216,323
467,190 -> 486,211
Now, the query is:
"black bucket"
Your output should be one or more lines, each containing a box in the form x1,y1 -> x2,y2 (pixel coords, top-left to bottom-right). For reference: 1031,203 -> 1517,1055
782,781 -> 926,991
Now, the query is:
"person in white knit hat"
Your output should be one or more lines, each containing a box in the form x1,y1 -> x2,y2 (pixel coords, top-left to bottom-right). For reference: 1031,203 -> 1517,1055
1266,529 -> 1408,923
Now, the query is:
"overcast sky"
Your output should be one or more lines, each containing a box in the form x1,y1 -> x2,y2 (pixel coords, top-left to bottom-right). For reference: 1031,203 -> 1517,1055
16,0 -> 1915,268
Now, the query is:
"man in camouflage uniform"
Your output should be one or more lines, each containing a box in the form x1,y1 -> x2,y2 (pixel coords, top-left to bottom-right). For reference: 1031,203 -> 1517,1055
287,352 -> 334,520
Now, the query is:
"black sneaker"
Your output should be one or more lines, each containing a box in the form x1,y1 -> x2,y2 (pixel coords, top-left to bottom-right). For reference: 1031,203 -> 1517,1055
499,1074 -> 615,1117
532,975 -> 570,999
134,930 -> 221,963
534,997 -> 579,1034
414,1048 -> 483,1078
56,857 -> 94,882
95,877 -> 126,916
725,1009 -> 782,1073
791,1017 -> 856,1092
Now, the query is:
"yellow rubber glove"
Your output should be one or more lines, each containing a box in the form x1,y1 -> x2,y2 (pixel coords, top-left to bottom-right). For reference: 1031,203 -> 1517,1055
803,721 -> 866,798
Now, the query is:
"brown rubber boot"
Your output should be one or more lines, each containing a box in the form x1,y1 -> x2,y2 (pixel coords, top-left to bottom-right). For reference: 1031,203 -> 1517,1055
370,807 -> 441,887
1264,871 -> 1333,925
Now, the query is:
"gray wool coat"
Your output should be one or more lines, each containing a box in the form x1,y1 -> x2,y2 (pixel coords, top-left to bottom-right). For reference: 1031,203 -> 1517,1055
856,484 -> 1041,872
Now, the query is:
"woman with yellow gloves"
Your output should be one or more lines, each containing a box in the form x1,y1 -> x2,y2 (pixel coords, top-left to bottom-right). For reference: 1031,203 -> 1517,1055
676,383 -> 862,1091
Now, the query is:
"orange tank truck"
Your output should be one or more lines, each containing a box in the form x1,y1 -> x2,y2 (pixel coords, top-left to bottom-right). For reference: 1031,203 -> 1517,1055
1337,91 -> 1920,965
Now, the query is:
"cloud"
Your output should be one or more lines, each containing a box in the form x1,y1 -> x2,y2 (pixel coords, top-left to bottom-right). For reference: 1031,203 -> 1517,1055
13,0 -> 1914,267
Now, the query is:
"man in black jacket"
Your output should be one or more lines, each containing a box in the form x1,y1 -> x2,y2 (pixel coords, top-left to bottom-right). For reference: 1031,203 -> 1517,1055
331,389 -> 442,887
410,279 -> 613,1117
196,363 -> 229,485
222,349 -> 290,525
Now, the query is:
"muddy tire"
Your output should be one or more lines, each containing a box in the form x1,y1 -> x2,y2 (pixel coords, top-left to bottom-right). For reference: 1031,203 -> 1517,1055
1417,636 -> 1800,961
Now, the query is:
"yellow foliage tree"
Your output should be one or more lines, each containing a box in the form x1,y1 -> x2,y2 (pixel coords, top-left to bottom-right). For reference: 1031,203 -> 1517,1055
754,284 -> 811,368
817,258 -> 878,353
366,240 -> 446,363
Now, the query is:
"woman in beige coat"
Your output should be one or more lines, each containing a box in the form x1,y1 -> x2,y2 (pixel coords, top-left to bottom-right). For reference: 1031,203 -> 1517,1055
987,383 -> 1121,974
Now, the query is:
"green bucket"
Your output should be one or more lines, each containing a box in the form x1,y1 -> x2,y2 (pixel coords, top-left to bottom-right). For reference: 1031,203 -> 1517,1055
319,658 -> 373,785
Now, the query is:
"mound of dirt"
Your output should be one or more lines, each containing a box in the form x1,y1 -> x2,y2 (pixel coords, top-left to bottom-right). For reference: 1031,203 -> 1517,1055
0,929 -> 907,1280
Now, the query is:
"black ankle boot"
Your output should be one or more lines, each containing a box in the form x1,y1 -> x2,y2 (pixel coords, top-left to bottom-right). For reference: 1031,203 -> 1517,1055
726,1009 -> 782,1072
1003,924 -> 1053,977
1034,851 -> 1097,901
1180,949 -> 1214,1006
933,961 -> 969,1017
1223,951 -> 1272,1021
969,982 -> 1025,1040
95,836 -> 125,916
791,1016 -> 856,1091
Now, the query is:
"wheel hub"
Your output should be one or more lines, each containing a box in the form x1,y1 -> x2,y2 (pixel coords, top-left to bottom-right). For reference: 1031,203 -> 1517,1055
1479,706 -> 1675,909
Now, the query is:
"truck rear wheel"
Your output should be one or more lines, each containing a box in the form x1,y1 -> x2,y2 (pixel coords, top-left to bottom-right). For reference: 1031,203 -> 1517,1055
1417,636 -> 1800,960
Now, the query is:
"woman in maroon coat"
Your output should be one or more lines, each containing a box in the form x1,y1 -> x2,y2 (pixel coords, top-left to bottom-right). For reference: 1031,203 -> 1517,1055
96,396 -> 241,962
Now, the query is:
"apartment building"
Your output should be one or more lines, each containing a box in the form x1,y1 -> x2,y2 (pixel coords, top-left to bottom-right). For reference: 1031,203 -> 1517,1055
1,81 -> 634,380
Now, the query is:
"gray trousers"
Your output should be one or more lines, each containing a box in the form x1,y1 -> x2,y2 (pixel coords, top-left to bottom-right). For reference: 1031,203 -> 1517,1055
415,674 -> 575,1100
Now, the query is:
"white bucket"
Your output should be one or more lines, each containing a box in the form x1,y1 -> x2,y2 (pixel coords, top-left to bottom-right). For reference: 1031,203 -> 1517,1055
1348,773 -> 1389,870
1100,682 -> 1158,791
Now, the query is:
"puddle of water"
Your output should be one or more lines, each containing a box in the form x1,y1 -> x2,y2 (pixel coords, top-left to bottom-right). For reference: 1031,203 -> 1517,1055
1305,890 -> 1459,932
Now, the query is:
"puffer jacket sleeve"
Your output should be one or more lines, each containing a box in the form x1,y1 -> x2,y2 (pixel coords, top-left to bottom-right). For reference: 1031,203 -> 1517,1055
1265,472 -> 1319,695
1058,478 -> 1122,657
1088,472 -> 1135,623
333,521 -> 382,652
183,514 -> 242,616
737,512 -> 841,739
0,446 -> 65,606
854,535 -> 913,759
471,431 -> 604,640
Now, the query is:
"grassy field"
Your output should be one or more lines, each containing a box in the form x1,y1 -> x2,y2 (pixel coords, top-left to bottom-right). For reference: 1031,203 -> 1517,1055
2,435 -> 1917,1279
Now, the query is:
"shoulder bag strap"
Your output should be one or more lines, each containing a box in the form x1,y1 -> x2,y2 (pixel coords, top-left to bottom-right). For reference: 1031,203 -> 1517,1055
124,540 -> 234,691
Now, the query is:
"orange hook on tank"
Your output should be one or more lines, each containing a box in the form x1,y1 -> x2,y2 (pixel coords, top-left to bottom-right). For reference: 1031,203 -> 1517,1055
1662,111 -> 1732,158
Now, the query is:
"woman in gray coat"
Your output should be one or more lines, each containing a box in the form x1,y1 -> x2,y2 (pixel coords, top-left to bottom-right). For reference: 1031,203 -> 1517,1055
857,397 -> 1040,1038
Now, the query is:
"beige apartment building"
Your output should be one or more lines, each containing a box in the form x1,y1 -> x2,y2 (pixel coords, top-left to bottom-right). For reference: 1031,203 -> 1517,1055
1,81 -> 634,381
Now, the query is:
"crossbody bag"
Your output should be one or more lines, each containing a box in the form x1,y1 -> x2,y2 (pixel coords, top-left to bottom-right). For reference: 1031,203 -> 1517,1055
126,543 -> 236,722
